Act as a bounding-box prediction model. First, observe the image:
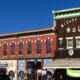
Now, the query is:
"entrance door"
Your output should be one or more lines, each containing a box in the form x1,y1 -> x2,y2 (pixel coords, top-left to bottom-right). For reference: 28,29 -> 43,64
0,68 -> 6,80
0,68 -> 6,75
27,62 -> 36,80
27,61 -> 42,80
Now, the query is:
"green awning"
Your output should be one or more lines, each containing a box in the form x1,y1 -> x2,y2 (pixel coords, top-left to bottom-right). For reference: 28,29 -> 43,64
67,69 -> 80,78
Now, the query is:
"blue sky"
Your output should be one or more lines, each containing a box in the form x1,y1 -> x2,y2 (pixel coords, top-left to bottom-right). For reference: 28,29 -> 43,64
0,0 -> 80,34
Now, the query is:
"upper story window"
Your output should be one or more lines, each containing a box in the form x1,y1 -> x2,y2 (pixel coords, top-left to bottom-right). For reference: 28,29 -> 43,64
27,41 -> 32,54
19,42 -> 23,55
66,37 -> 73,49
36,40 -> 41,54
46,39 -> 51,53
78,26 -> 80,32
72,28 -> 76,32
3,43 -> 7,56
58,38 -> 63,49
75,37 -> 80,48
11,43 -> 15,55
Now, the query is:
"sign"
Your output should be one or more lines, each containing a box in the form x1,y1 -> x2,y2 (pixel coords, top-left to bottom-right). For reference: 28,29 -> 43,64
0,62 -> 8,68
68,49 -> 74,56
43,59 -> 80,69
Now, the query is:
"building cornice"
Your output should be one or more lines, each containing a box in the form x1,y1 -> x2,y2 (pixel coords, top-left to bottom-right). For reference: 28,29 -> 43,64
52,7 -> 80,19
0,27 -> 55,39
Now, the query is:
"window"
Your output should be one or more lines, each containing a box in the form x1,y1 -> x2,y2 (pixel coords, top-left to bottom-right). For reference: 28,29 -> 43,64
46,39 -> 51,53
36,40 -> 41,54
19,42 -> 23,55
11,43 -> 15,55
3,43 -> 7,56
78,26 -> 80,32
27,41 -> 32,54
58,38 -> 63,49
76,38 -> 80,48
66,39 -> 73,49
72,28 -> 76,32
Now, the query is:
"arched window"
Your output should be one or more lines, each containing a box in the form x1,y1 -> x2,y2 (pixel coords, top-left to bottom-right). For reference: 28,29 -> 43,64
46,39 -> 51,53
11,43 -> 15,55
19,42 -> 23,55
3,43 -> 7,56
27,41 -> 32,54
36,40 -> 41,54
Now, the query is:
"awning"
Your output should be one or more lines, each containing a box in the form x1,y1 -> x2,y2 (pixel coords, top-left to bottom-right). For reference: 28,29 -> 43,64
43,58 -> 80,69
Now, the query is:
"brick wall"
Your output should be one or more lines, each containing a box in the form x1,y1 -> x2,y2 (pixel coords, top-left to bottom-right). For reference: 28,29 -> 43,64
0,33 -> 56,59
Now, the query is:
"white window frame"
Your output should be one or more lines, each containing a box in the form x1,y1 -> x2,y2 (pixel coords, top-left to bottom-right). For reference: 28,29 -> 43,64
58,38 -> 63,49
78,26 -> 80,32
75,36 -> 80,48
66,37 -> 73,49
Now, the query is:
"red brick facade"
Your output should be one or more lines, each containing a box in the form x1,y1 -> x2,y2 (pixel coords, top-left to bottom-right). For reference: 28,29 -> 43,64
0,28 -> 56,59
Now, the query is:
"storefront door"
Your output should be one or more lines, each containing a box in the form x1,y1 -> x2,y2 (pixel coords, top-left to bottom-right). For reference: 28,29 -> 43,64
27,61 -> 42,80
27,62 -> 36,80
0,68 -> 6,75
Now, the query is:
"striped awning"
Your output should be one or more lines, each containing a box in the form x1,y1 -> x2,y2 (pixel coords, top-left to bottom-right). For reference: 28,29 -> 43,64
43,58 -> 80,69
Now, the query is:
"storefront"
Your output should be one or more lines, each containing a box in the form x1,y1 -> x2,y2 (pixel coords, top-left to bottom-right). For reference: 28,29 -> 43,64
0,60 -> 17,80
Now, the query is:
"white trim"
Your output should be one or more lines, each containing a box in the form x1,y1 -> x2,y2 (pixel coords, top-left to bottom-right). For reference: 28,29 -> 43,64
76,46 -> 80,48
59,38 -> 63,40
76,38 -> 80,48
53,7 -> 80,13
67,47 -> 73,49
53,8 -> 80,19
78,26 -> 80,32
66,38 -> 73,49
54,13 -> 80,19
75,36 -> 80,39
66,37 -> 73,39
58,48 -> 63,50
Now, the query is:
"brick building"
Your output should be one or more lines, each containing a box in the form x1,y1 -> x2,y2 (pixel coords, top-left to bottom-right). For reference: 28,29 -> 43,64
44,8 -> 80,68
0,28 -> 56,80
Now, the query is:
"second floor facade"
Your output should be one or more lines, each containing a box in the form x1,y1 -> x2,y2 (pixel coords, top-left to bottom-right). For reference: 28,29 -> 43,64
53,8 -> 80,58
0,28 -> 56,59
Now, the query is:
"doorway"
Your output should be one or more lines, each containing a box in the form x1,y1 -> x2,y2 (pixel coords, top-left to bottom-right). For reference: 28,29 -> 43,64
0,68 -> 6,75
27,61 -> 42,80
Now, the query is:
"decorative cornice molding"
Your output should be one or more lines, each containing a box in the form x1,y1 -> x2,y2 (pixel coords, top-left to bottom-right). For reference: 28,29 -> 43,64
53,8 -> 80,19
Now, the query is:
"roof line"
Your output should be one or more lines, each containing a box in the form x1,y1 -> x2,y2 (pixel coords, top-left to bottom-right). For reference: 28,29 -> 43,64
52,7 -> 80,14
0,27 -> 55,37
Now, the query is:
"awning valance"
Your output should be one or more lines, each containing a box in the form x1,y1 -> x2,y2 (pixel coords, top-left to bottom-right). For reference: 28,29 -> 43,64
43,58 -> 80,69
